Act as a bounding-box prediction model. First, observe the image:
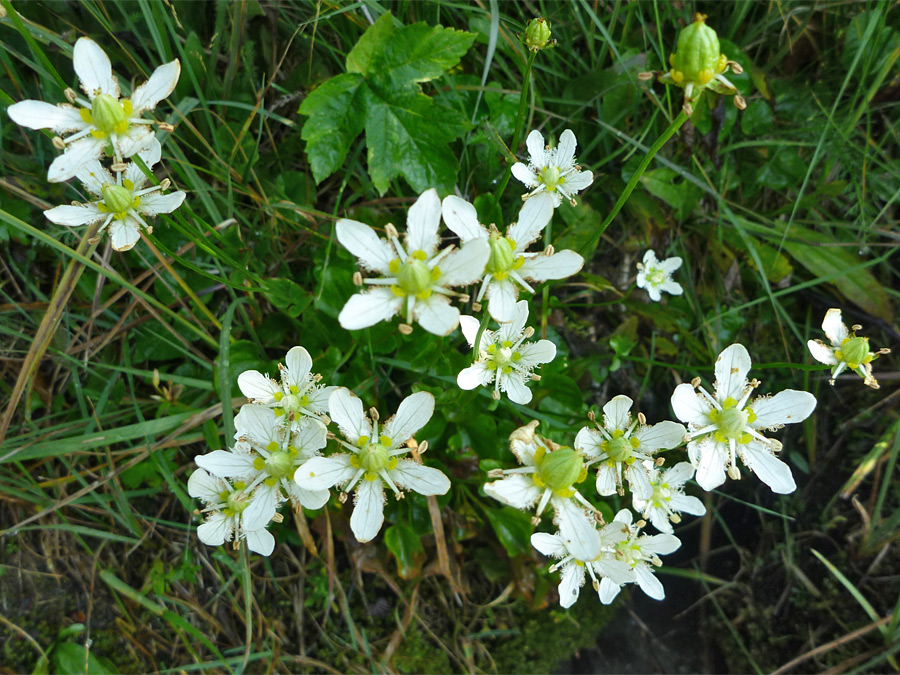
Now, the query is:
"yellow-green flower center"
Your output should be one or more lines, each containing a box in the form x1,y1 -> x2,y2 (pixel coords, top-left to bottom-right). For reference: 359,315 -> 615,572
532,445 -> 587,495
650,481 -> 672,509
486,233 -> 524,281
837,336 -> 871,368
264,448 -> 295,481
602,429 -> 641,464
350,435 -> 399,480
646,267 -> 665,286
539,165 -> 563,191
100,183 -> 138,217
669,15 -> 725,86
484,341 -> 522,374
389,251 -> 439,299
89,93 -> 131,135
709,398 -> 755,444
282,391 -> 310,415
223,491 -> 249,517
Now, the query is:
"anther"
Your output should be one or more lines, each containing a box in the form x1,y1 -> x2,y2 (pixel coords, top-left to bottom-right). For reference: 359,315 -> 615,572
531,374 -> 541,381
110,162 -> 128,173
587,410 -> 596,422
655,457 -> 665,466
637,71 -> 656,81
272,513 -> 284,523
851,324 -> 862,331
52,136 -> 66,150
417,440 -> 428,455
487,468 -> 505,478
729,61 -> 744,75
635,519 -> 646,528
352,271 -> 363,286
314,373 -> 323,381
691,377 -> 702,388
385,223 -> 399,239
545,245 -> 555,256
158,122 -> 175,132
369,407 -> 379,422
320,414 -> 331,425
339,492 -> 348,504
727,465 -> 741,480
459,294 -> 470,303
592,579 -> 601,591
638,412 -> 647,425
398,323 -> 413,335
734,94 -> 747,111
523,326 -> 535,338
160,178 -> 171,190
530,516 -> 541,526
63,87 -> 77,103
492,390 -> 501,400
472,302 -> 483,312
396,491 -> 405,500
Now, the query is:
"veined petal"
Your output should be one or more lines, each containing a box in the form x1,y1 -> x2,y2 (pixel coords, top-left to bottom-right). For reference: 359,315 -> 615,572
553,497 -> 601,561
807,340 -> 838,365
598,577 -> 622,605
574,426 -> 604,459
438,238 -> 489,286
108,217 -> 142,252
405,188 -> 441,256
328,388 -> 371,442
287,482 -> 330,510
634,420 -> 687,451
602,395 -> 633,431
739,441 -> 796,494
441,196 -> 486,242
646,507 -> 673,534
338,288 -> 403,330
669,493 -> 706,516
335,219 -> 394,274
307,386 -> 337,414
671,383 -> 711,426
350,478 -> 385,543
237,370 -> 279,402
750,390 -> 817,430
517,339 -> 556,367
389,459 -> 450,496
73,38 -> 119,98
496,300 -> 529,343
625,463 -> 653,500
500,372 -> 532,405
47,137 -> 104,183
613,508 -> 633,526
197,513 -> 231,547
511,162 -> 539,188
130,59 -> 181,113
558,563 -> 585,609
714,344 -> 752,402
138,191 -> 186,217
457,362 -> 492,390
114,125 -> 155,158
663,461 -> 696,486
7,101 -> 87,133
519,250 -> 584,281
692,438 -> 728,491
243,527 -> 275,556
187,468 -> 223,502
507,191 -> 553,249
459,315 -> 483,349
531,532 -> 567,558
592,557 -> 634,586
76,160 -> 115,197
595,463 -> 617,496
414,294 -> 459,336
195,449 -> 257,479
294,454 -> 356,491
241,482 -> 278,531
487,278 -> 518,323
284,346 -> 313,387
525,129 -> 548,166
559,170 -> 593,193
641,533 -> 681,556
634,566 -> 665,600
383,391 -> 434,445
293,419 -> 328,455
822,308 -> 848,345
43,204 -> 106,227
483,474 -> 541,509
234,404 -> 279,445
556,129 -> 577,168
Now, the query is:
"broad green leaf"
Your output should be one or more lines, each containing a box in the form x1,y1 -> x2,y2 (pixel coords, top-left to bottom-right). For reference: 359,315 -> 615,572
384,524 -> 426,579
371,21 -> 477,90
52,642 -> 118,674
640,167 -> 702,221
298,73 -> 365,183
346,12 -> 393,76
484,506 -> 533,557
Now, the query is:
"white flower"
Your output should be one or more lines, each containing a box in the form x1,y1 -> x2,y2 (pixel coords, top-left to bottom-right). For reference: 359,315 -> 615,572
670,343 -> 817,494
596,509 -> 681,604
196,406 -> 330,531
575,395 -> 686,500
7,37 -> 180,182
187,468 -> 275,556
531,528 -> 633,609
335,188 -> 489,336
294,388 -> 450,543
636,250 -> 683,302
484,420 -> 600,561
442,192 -> 584,322
632,461 -> 706,534
511,129 -> 593,207
807,308 -> 890,389
237,345 -> 336,424
42,139 -> 185,251
457,301 -> 556,405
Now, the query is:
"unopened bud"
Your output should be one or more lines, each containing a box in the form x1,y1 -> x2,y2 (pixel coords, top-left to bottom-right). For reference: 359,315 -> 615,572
524,17 -> 552,52
152,368 -> 161,388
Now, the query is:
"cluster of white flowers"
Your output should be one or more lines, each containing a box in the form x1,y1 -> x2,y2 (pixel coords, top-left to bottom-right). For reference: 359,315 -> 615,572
8,38 -> 184,250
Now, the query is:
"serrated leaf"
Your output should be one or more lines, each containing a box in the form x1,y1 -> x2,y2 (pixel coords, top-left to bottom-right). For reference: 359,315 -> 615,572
346,12 -> 393,75
299,73 -> 365,183
371,21 -> 476,89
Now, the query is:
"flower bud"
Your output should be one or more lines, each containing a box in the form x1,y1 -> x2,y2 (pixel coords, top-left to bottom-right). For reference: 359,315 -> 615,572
524,18 -> 552,52
669,14 -> 723,87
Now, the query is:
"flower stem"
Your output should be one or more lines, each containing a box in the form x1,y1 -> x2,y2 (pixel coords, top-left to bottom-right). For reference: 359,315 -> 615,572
493,50 -> 537,213
579,109 -> 689,256
472,309 -> 491,358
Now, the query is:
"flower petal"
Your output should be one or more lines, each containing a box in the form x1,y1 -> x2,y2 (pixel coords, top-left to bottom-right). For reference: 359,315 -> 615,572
714,343 -> 752,402
558,169 -> 593,195
625,463 -> 653,500
574,426 -> 603,459
383,391 -> 434,445
602,395 -> 633,431
114,125 -> 155,158
43,204 -> 107,227
138,191 -> 186,217
593,557 -> 634,586
669,494 -> 706,516
553,497 -> 601,561
438,238 -> 489,286
519,250 -> 584,281
328,388 -> 371,442
441,195 -> 486,242
294,454 -> 357,491
187,468 -> 223,502
598,577 -> 621,604
287,483 -> 330,510
457,362 -> 492,390
487,278 -> 518,323
692,438 -> 728,491
243,527 -> 275,556
739,441 -> 796,494
507,191 -> 553,249
108,217 -> 142,251
483,474 -> 541,509
659,279 -> 683,296
389,459 -> 450,496
595,463 -> 617,496
459,314 -> 483,348
750,390 -> 817,430
335,218 -> 394,274
663,461 -> 695,486
338,288 -> 403,330
414,294 -> 459,336
234,404 -> 278,445
237,370 -> 279,403
531,532 -> 567,558
130,59 -> 181,112
807,340 -> 838,366
405,188 -> 441,256
47,137 -> 104,183
558,563 -> 584,608
350,478 -> 385,543
525,129 -> 548,166
822,308 -> 848,345
197,513 -> 231,547
7,101 -> 87,133
76,160 -> 115,197
293,419 -> 328,456
517,339 -> 556,367
634,420 -> 687,451
511,162 -> 538,188
556,129 -> 577,167
642,533 -> 681,556
670,383 -> 711,426
284,346 -> 313,387
500,372 -> 532,405
241,483 -> 278,531
495,300 -> 529,343
195,449 -> 257,479
73,38 -> 119,98
634,565 -> 665,600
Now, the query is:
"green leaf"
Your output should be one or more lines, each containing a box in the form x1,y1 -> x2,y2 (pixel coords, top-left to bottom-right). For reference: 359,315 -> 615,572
484,506 -> 533,557
299,73 -> 365,183
52,642 -> 118,674
640,167 -> 702,221
261,277 -> 313,318
384,524 -> 426,579
371,21 -> 476,90
346,12 -> 393,75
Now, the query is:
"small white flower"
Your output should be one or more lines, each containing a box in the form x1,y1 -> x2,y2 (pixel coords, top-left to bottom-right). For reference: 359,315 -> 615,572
294,388 -> 450,543
335,188 -> 490,336
531,528 -> 633,609
457,301 -> 556,405
237,345 -> 336,424
196,406 -> 330,531
636,250 -> 683,302
632,461 -> 706,534
596,509 -> 681,604
575,395 -> 686,500
511,129 -> 593,207
7,37 -> 180,182
670,343 -> 817,494
43,139 -> 185,251
187,468 -> 275,556
807,308 -> 890,389
484,421 -> 600,561
442,192 -> 584,322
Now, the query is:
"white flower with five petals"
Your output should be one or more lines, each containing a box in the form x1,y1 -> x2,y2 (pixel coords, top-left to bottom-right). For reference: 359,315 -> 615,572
457,301 -> 556,405
636,250 -> 683,302
43,139 -> 185,251
294,388 -> 450,543
632,461 -> 706,534
7,37 -> 180,182
807,308 -> 890,389
511,129 -> 593,207
442,192 -> 584,322
335,188 -> 489,336
670,343 -> 817,494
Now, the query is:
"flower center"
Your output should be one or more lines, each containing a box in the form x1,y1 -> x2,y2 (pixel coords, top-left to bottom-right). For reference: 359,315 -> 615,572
838,336 -> 870,368
264,449 -> 295,481
533,445 -> 587,494
602,429 -> 640,464
646,267 -> 666,286
485,342 -> 521,374
99,183 -> 137,216
650,481 -> 672,509
89,93 -> 131,135
709,398 -> 755,443
351,435 -> 399,480
389,251 -> 438,299
222,487 -> 250,517
669,14 -> 723,86
282,393 -> 309,415
539,165 -> 563,190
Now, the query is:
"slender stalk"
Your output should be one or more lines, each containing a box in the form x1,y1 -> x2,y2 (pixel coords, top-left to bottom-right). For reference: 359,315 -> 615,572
472,309 -> 491,358
493,50 -> 537,211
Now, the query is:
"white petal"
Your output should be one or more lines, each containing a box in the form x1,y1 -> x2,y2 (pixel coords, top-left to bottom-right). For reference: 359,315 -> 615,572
714,344 -> 752,402
294,455 -> 356,491
598,577 -> 621,604
669,494 -> 706,516
241,483 -> 278,531
646,285 -> 662,302
593,557 -> 634,586
233,404 -> 278,445
350,478 -> 385,542
383,392 -> 434,445
438,238 -> 489,286
114,125 -> 155,158
243,527 -> 275,556
390,459 -> 450,496
47,137 -> 104,183
511,162 -> 539,188
634,566 -> 665,600
613,508 -> 633,525
197,513 -> 231,547
633,420 -> 687,451
328,388 -> 371,442
496,300 -> 529,342
641,533 -> 681,556
73,38 -> 119,98
602,395 -> 633,431
307,386 -> 337,414
335,219 -> 394,274
287,482 -> 330,510
187,469 -> 223,502
108,217 -> 142,252
138,191 -> 186,217
405,188 -> 441,256
43,204 -> 106,227
807,340 -> 838,365
292,419 -> 328,455
414,294 -> 459,336
739,441 -> 796,494
663,461 -> 695,487
517,339 -> 556,367
519,250 -> 584,281
237,370 -> 279,402
558,563 -> 584,609
487,278 -> 518,323
284,346 -> 313,387
559,170 -> 593,194
670,383 -> 710,426
531,532 -> 567,558
595,463 -> 617,496
130,60 -> 181,113
457,362 -> 493,390
6,101 -> 87,133
195,449 -> 257,479
659,279 -> 683,296
76,160 -> 114,196
459,315 -> 483,348
647,508 -> 674,534
338,288 -> 402,330
556,129 -> 577,167
574,426 -> 603,458
750,390 -> 817,430
659,256 -> 683,274
642,250 -> 659,267
553,497 -> 601,561
134,136 -> 162,171
822,308 -> 848,345
625,463 -> 653,500
500,372 -> 532,405
692,439 -> 728,491
483,474 -> 541,509
525,129 -> 548,166
441,196 -> 486,242
507,191 -> 553,249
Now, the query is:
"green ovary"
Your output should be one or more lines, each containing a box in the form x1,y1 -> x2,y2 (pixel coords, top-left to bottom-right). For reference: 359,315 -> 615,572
646,267 -> 665,286
486,234 -> 524,282
539,165 -> 563,191
532,446 -> 587,495
709,398 -> 755,444
264,450 -> 294,481
389,251 -> 438,299
602,429 -> 640,463
351,435 -> 398,480
223,492 -> 249,518
837,337 -> 871,368
484,343 -> 522,375
88,94 -> 131,136
669,15 -> 725,86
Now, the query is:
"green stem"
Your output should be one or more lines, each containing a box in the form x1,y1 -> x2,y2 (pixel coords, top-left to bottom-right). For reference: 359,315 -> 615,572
493,50 -> 537,212
579,109 -> 689,256
472,309 -> 491,358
